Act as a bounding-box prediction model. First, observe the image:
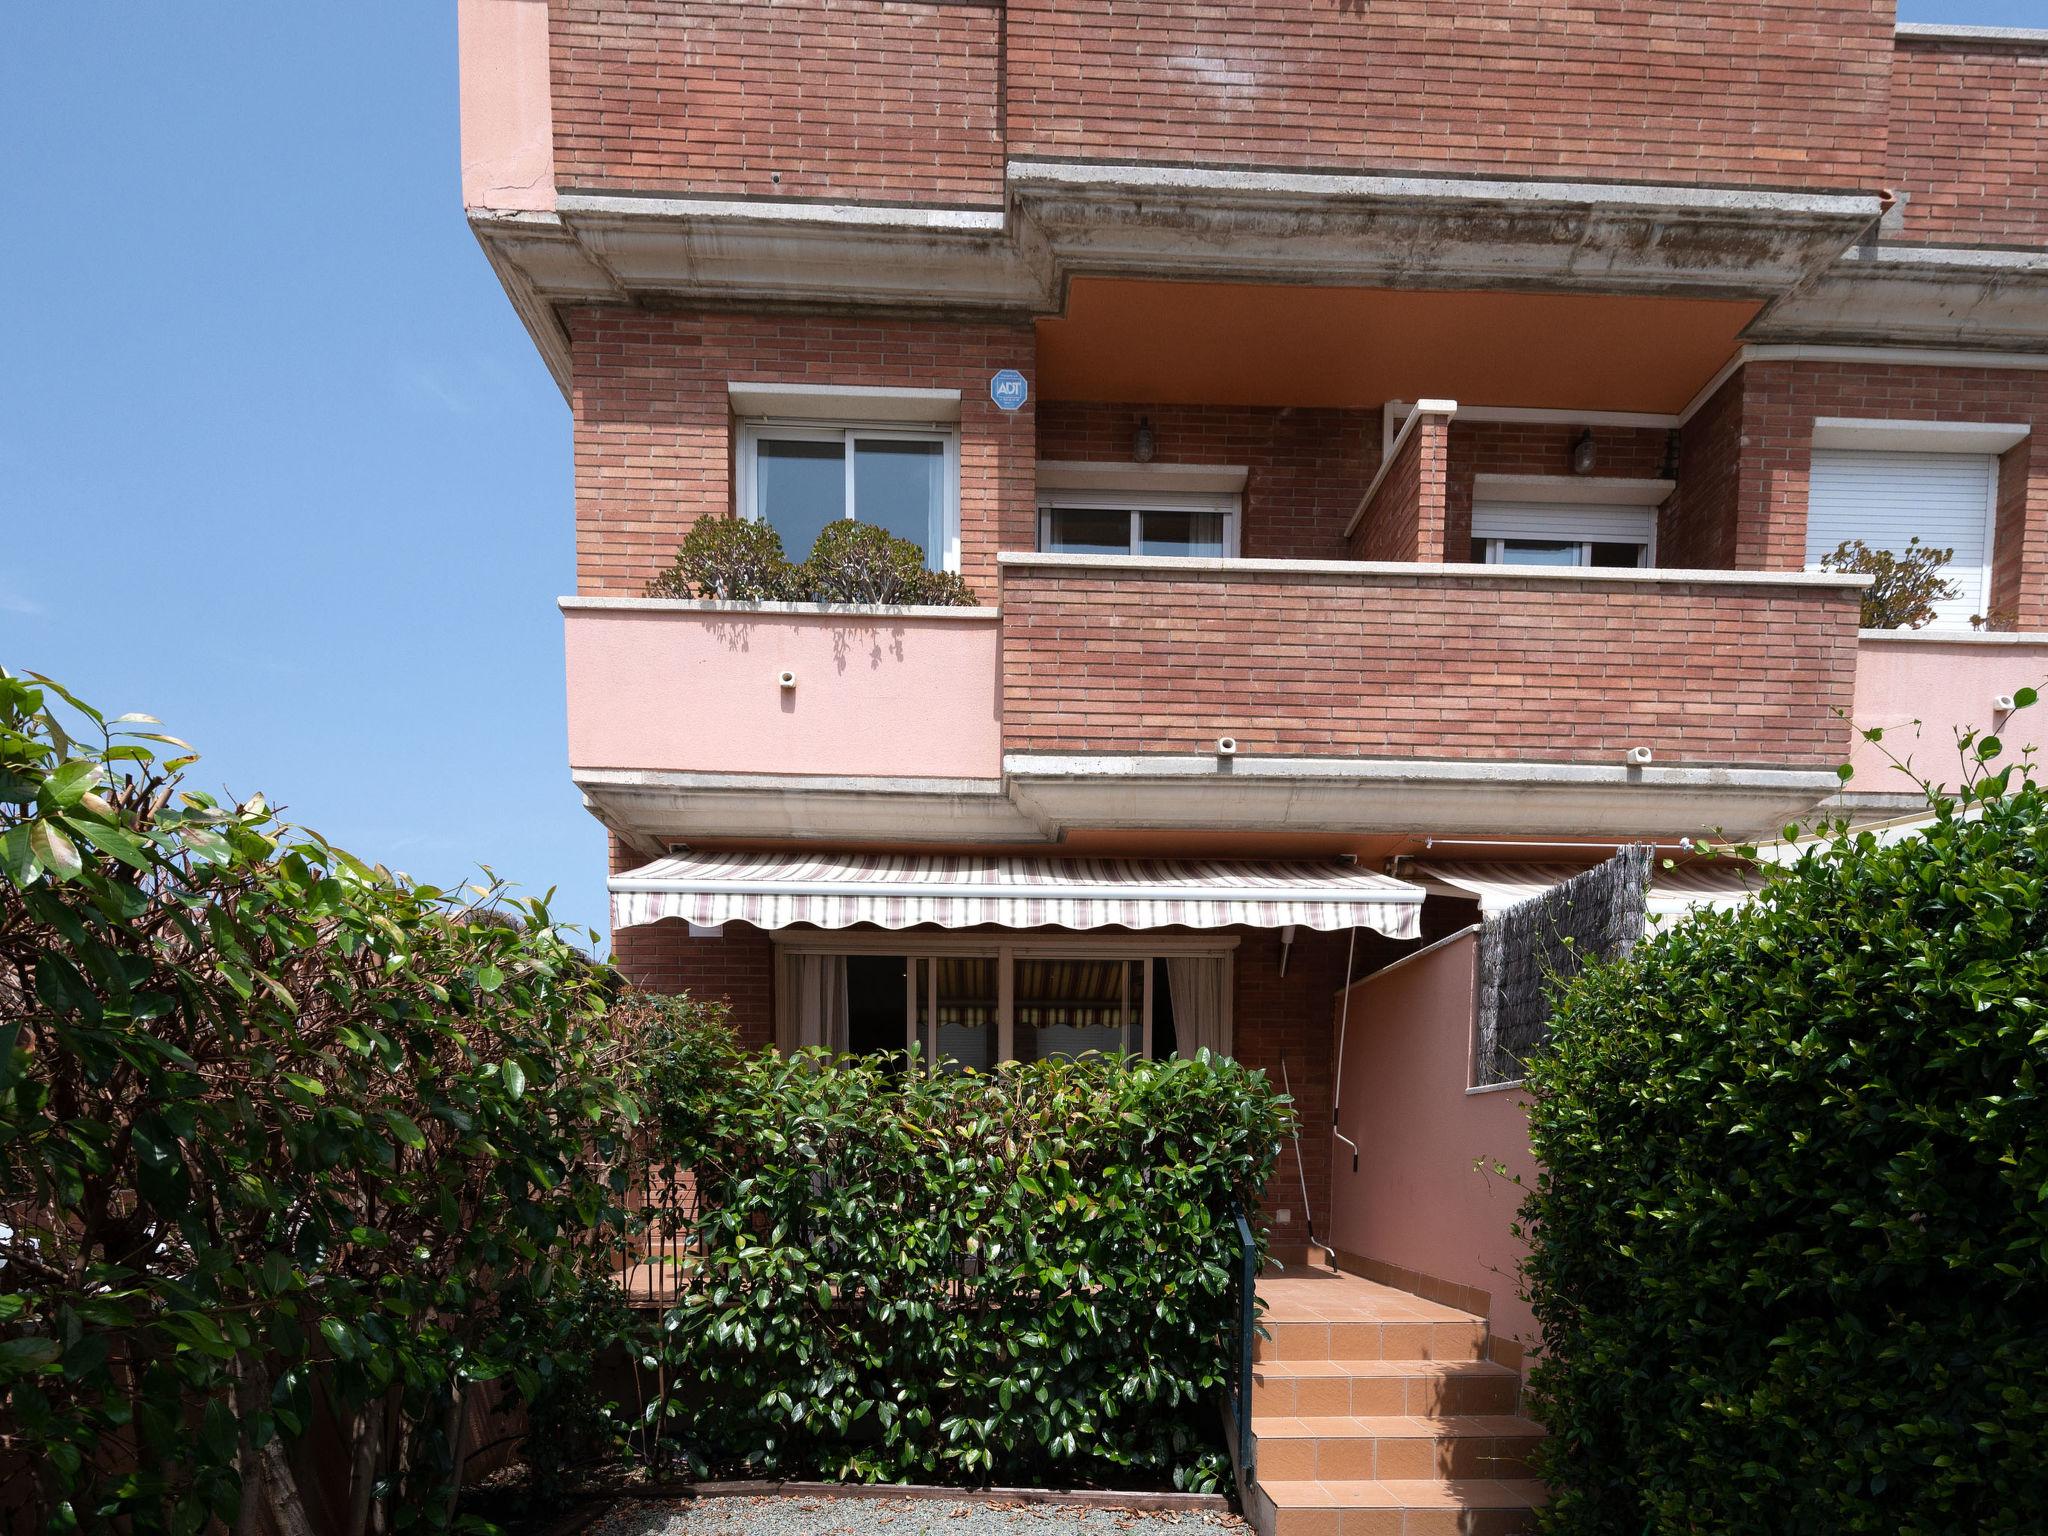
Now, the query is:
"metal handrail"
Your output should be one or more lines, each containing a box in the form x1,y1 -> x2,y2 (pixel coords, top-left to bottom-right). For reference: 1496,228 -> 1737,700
1227,1202 -> 1256,1482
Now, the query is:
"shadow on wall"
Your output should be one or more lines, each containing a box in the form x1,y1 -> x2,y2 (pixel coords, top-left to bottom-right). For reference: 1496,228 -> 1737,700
1325,927 -> 1539,1347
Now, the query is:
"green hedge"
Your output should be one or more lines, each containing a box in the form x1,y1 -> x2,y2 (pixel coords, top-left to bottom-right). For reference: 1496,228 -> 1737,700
0,671 -> 642,1535
1522,782 -> 2048,1535
634,1013 -> 1292,1490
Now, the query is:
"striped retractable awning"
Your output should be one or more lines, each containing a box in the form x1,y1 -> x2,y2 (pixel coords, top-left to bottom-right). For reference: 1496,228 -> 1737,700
1411,858 -> 1762,918
611,850 -> 1423,937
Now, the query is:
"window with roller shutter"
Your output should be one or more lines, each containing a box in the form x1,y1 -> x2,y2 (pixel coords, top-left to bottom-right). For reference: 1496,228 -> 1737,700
1805,449 -> 1998,630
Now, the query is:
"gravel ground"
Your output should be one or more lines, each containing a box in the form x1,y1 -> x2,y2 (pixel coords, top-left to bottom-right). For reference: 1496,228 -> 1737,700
587,1494 -> 1252,1536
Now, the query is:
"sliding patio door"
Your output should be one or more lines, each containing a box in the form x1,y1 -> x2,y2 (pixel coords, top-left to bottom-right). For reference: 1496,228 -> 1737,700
777,943 -> 1233,1069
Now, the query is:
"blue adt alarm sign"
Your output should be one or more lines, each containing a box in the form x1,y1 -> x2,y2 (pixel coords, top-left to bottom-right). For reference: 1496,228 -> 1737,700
990,369 -> 1029,411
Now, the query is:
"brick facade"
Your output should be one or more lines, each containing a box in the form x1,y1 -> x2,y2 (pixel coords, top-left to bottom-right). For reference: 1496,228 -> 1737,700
568,308 -> 1035,597
1040,405 -> 1686,566
537,1 -> 2048,247
548,0 -> 1005,204
1349,413 -> 1447,563
1889,35 -> 2048,247
1007,0 -> 1894,190
1666,360 -> 2048,628
1661,372 -> 1746,572
1446,422 -> 1673,560
1036,403 -> 1377,562
1000,561 -> 1862,768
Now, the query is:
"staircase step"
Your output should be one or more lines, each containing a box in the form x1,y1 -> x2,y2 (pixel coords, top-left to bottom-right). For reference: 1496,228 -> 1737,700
1253,1359 -> 1523,1418
1256,1317 -> 1489,1363
1252,1415 -> 1545,1484
1253,1476 -> 1547,1536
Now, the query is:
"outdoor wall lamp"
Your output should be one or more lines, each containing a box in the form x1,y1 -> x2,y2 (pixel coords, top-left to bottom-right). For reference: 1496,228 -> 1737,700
1571,428 -> 1597,475
1133,416 -> 1156,463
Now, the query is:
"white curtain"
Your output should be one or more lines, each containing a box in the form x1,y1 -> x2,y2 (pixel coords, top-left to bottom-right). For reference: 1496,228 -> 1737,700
1166,956 -> 1230,1059
779,953 -> 850,1055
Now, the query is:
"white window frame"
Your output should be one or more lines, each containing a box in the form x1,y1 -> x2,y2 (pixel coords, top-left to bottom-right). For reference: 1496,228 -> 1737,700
1469,502 -> 1658,569
1470,536 -> 1654,569
735,419 -> 962,573
1036,488 -> 1243,559
772,932 -> 1236,1068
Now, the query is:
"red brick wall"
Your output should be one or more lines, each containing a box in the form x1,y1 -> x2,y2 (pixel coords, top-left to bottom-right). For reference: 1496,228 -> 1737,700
1735,360 -> 2048,627
568,308 -> 1035,596
612,917 -> 778,1047
1993,438 -> 2038,630
1348,413 -> 1446,562
1655,362 -> 2048,627
548,0 -> 1004,204
1000,562 -> 1862,767
1888,37 -> 2048,246
1661,371 -> 1747,572
1036,403 -> 1377,562
1006,0 -> 1893,190
1236,925 -> 1343,1241
1447,421 -> 1673,559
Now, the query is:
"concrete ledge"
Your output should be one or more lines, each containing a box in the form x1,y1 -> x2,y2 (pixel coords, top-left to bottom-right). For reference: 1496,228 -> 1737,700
559,596 -> 1002,621
1006,158 -> 1882,221
1858,629 -> 2048,645
557,191 -> 1009,233
1003,753 -> 1839,790
1002,755 -> 1844,842
998,551 -> 1872,589
576,769 -> 1042,850
1896,22 -> 2048,47
1840,243 -> 2048,274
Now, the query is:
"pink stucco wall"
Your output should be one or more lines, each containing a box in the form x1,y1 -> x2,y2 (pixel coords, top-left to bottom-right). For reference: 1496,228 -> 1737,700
563,600 -> 1004,780
458,0 -> 555,213
1852,634 -> 2048,795
1326,930 -> 1539,1346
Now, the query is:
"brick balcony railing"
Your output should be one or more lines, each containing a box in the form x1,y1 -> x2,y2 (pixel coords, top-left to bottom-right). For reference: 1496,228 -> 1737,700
998,554 -> 1869,771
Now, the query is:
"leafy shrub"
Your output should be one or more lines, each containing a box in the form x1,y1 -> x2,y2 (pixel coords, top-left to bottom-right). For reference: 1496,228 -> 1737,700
0,672 -> 643,1535
643,517 -> 978,606
1521,741 -> 2048,1534
646,516 -> 802,601
1821,536 -> 1960,630
802,519 -> 978,607
632,1027 -> 1290,1490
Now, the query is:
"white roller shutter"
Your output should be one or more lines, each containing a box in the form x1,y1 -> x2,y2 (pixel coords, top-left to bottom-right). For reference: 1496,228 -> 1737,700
1806,449 -> 1996,629
1471,502 -> 1657,543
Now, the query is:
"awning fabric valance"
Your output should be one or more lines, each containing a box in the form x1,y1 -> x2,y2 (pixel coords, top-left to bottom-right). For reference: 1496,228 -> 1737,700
1411,858 -> 1761,918
612,851 -> 1424,937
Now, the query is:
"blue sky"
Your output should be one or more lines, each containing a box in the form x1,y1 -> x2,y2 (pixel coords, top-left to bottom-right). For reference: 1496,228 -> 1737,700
0,1 -> 2036,946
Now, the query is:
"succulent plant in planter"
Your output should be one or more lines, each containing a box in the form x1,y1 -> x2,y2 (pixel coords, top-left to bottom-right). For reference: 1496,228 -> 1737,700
1819,535 -> 1959,630
644,516 -> 802,601
645,515 -> 978,606
802,518 -> 977,606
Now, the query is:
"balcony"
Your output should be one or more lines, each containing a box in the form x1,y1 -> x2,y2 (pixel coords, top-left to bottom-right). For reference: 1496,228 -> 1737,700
563,555 -> 1883,849
1849,631 -> 2048,809
997,554 -> 1864,840
561,597 -> 1023,846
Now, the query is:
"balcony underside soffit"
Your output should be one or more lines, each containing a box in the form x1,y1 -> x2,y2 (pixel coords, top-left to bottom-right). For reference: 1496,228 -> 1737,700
1033,278 -> 1759,413
577,757 -> 1842,860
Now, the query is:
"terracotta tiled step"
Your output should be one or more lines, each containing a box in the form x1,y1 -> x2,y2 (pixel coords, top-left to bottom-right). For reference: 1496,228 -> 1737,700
1252,1359 -> 1524,1418
1252,1415 -> 1545,1483
1255,1318 -> 1489,1363
1250,1476 -> 1548,1536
